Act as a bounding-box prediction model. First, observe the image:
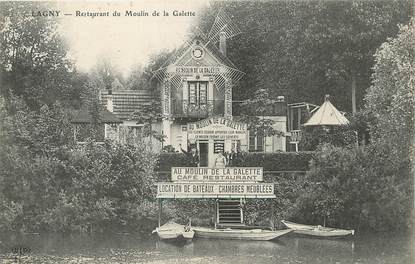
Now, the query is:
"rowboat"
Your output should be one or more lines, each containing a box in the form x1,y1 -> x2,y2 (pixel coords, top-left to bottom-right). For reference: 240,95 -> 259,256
152,222 -> 194,241
193,227 -> 293,241
281,220 -> 354,238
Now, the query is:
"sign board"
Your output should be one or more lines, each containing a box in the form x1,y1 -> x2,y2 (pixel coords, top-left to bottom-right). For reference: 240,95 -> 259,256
171,167 -> 263,182
187,117 -> 247,141
156,182 -> 275,199
170,66 -> 222,77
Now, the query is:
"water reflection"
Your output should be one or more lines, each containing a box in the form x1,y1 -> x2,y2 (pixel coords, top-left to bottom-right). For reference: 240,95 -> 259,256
0,232 -> 413,263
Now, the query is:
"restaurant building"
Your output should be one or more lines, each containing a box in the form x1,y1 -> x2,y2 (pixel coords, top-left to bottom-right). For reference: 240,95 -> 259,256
71,31 -> 317,159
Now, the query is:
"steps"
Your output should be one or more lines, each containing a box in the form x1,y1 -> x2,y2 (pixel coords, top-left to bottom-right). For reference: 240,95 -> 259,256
217,199 -> 243,226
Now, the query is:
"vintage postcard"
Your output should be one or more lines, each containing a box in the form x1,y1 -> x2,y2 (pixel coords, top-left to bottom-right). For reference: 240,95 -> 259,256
0,0 -> 414,263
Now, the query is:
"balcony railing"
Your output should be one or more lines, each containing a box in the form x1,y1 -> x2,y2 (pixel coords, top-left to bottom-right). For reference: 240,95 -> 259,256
289,129 -> 302,143
171,99 -> 224,118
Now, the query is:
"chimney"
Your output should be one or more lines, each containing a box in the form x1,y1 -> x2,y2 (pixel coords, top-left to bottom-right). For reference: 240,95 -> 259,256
219,31 -> 227,56
106,89 -> 113,112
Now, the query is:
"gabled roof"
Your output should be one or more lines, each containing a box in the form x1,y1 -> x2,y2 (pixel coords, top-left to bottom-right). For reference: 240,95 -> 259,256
71,108 -> 122,124
100,90 -> 155,120
303,96 -> 349,126
171,32 -> 236,69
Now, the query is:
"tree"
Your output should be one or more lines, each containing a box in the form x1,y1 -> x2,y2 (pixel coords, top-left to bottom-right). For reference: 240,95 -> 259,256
296,19 -> 415,231
238,89 -> 285,152
0,1 -> 78,109
365,18 -> 415,220
195,1 -> 413,111
89,57 -> 125,91
365,19 -> 415,159
125,63 -> 148,90
144,49 -> 177,94
130,99 -> 164,146
2,97 -> 74,155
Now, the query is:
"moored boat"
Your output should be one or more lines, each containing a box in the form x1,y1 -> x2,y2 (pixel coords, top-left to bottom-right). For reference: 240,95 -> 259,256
193,227 -> 293,241
152,222 -> 194,241
281,220 -> 354,238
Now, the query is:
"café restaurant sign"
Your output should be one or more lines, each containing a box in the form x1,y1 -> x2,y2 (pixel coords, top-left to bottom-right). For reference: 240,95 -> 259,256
187,117 -> 247,141
156,182 -> 275,199
172,167 -> 263,182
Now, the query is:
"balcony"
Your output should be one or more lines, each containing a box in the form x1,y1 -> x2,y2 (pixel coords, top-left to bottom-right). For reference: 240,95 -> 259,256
171,99 -> 224,118
289,129 -> 302,143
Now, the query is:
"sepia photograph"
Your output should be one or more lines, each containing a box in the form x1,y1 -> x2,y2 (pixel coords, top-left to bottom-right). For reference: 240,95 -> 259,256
0,0 -> 414,263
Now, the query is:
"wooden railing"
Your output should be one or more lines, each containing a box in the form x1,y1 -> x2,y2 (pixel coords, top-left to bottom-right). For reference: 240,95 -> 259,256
289,129 -> 302,143
171,99 -> 224,118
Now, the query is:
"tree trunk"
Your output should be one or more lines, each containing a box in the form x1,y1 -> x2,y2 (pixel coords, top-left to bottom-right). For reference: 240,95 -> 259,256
351,73 -> 357,115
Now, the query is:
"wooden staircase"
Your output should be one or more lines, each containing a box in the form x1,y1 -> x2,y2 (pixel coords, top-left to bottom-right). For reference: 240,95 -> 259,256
217,199 -> 244,227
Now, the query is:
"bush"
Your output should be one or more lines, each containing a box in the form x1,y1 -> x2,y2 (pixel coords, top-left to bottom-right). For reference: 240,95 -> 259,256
156,153 -> 194,172
0,139 -> 160,233
232,151 -> 313,171
294,143 -> 413,232
299,126 -> 358,151
156,152 -> 313,177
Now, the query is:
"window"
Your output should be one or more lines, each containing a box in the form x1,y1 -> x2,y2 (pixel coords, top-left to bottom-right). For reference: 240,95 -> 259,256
231,140 -> 241,152
214,140 -> 225,154
188,81 -> 208,105
129,126 -> 143,138
249,130 -> 264,152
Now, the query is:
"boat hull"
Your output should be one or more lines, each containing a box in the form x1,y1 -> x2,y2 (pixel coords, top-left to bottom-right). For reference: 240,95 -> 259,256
157,230 -> 185,240
153,222 -> 194,241
281,220 -> 354,238
193,227 -> 292,241
182,230 -> 195,239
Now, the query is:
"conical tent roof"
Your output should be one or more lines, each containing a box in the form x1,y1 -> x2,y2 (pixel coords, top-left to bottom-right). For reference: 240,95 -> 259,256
303,95 -> 349,126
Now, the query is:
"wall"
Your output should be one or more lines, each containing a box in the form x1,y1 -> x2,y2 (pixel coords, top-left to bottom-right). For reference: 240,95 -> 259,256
270,116 -> 287,152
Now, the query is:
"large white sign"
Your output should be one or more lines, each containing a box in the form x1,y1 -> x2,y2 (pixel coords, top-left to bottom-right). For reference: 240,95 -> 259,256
156,182 -> 275,199
171,167 -> 263,182
187,117 -> 247,141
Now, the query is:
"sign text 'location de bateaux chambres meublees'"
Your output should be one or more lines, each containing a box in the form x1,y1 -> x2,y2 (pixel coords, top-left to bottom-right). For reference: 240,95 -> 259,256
156,182 -> 275,199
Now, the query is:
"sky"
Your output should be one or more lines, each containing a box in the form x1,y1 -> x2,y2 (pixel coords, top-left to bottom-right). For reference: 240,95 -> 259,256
57,0 -> 210,76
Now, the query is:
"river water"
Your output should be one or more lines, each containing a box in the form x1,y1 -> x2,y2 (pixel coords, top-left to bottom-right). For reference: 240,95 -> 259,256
0,231 -> 414,263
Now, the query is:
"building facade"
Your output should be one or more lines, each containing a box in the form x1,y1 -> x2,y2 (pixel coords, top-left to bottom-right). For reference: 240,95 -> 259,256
155,32 -> 288,166
71,33 -> 318,161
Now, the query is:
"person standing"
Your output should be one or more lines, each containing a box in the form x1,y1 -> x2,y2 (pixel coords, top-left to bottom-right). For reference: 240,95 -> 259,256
214,151 -> 227,168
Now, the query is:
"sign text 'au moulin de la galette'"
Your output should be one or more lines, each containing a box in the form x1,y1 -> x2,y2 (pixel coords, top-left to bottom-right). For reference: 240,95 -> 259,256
171,167 -> 263,182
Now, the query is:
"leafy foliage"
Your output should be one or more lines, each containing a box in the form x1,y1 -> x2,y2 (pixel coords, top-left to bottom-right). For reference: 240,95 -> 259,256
130,99 -> 165,143
239,89 -> 285,137
365,19 -> 415,159
0,137 -> 159,232
2,97 -> 74,154
196,1 -> 413,111
157,151 -> 313,172
0,2 -> 82,109
231,151 -> 313,171
294,143 -> 413,231
299,126 -> 357,151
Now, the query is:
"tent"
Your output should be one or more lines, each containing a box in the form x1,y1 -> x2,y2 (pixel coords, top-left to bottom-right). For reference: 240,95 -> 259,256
303,95 -> 349,126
